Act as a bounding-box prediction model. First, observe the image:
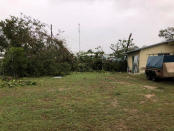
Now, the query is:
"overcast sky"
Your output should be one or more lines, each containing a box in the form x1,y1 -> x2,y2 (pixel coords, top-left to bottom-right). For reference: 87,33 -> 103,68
1,0 -> 174,53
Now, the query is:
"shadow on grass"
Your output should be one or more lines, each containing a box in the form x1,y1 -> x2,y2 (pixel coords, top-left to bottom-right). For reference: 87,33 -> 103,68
157,78 -> 174,83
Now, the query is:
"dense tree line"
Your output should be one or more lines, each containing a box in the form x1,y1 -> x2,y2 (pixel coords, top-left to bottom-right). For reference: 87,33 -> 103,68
72,49 -> 128,72
1,14 -> 171,77
0,14 -> 72,77
73,34 -> 138,72
0,15 -> 139,77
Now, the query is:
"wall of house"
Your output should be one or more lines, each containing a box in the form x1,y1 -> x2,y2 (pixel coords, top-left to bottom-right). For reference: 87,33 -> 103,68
139,42 -> 174,73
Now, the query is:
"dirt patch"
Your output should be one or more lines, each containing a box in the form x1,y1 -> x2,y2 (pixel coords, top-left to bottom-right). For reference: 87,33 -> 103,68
117,81 -> 131,85
117,123 -> 128,131
123,108 -> 138,114
144,94 -> 155,99
106,76 -> 133,86
110,121 -> 128,131
143,85 -> 157,90
59,88 -> 67,91
140,101 -> 145,104
129,109 -> 138,114
111,98 -> 118,107
110,81 -> 132,86
152,99 -> 158,102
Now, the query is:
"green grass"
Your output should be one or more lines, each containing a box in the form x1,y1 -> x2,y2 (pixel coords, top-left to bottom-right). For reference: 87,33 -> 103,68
0,72 -> 173,131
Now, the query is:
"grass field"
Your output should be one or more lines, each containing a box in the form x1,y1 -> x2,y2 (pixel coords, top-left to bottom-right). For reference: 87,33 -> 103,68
0,72 -> 174,131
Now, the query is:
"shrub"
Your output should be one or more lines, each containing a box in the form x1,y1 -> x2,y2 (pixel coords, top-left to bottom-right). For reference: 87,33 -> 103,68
57,62 -> 71,76
103,60 -> 127,72
76,63 -> 92,72
2,47 -> 28,77
0,79 -> 37,88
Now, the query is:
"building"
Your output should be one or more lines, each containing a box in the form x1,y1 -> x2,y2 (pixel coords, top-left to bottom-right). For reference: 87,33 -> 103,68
127,40 -> 174,73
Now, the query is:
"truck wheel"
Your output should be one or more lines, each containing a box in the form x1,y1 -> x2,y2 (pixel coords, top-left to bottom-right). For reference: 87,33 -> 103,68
152,72 -> 159,82
146,73 -> 152,80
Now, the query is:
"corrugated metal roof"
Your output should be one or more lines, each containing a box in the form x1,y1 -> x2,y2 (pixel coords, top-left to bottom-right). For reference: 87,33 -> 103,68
126,40 -> 174,54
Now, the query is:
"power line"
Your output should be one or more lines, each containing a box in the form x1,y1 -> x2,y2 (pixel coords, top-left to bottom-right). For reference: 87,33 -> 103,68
78,23 -> 81,52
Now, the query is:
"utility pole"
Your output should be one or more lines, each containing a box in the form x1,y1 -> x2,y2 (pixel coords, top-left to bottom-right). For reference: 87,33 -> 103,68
51,24 -> 53,44
101,46 -> 104,71
78,23 -> 81,52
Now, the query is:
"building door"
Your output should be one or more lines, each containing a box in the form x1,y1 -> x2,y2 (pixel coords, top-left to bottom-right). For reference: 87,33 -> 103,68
132,55 -> 139,73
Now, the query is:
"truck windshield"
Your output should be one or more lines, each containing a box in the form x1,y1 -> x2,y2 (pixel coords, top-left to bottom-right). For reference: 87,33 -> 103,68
146,55 -> 174,69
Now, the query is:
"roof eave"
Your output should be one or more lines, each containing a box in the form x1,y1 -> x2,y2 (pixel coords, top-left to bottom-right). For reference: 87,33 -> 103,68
126,40 -> 174,54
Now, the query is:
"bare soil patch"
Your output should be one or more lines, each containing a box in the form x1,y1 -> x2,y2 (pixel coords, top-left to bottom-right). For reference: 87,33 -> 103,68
110,81 -> 132,86
140,101 -> 145,104
111,98 -> 118,107
59,88 -> 67,91
144,94 -> 155,99
143,85 -> 157,90
123,108 -> 138,114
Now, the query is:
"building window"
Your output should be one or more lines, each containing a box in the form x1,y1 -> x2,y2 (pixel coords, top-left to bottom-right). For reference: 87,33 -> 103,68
158,53 -> 170,56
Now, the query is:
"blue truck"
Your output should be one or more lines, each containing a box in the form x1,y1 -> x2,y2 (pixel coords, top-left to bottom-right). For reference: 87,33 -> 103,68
145,55 -> 174,80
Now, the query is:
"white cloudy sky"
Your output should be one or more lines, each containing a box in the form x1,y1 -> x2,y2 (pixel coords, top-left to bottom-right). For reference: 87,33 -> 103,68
0,0 -> 174,53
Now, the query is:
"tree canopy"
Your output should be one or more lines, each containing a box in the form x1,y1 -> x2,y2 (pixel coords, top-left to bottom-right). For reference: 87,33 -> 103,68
0,14 -> 72,77
159,27 -> 174,41
110,33 -> 138,60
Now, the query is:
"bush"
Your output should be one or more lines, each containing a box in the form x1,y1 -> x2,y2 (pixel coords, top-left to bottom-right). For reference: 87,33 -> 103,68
0,79 -> 37,88
103,60 -> 127,72
76,63 -> 92,72
2,47 -> 28,77
27,58 -> 71,76
55,62 -> 71,76
1,47 -> 72,77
